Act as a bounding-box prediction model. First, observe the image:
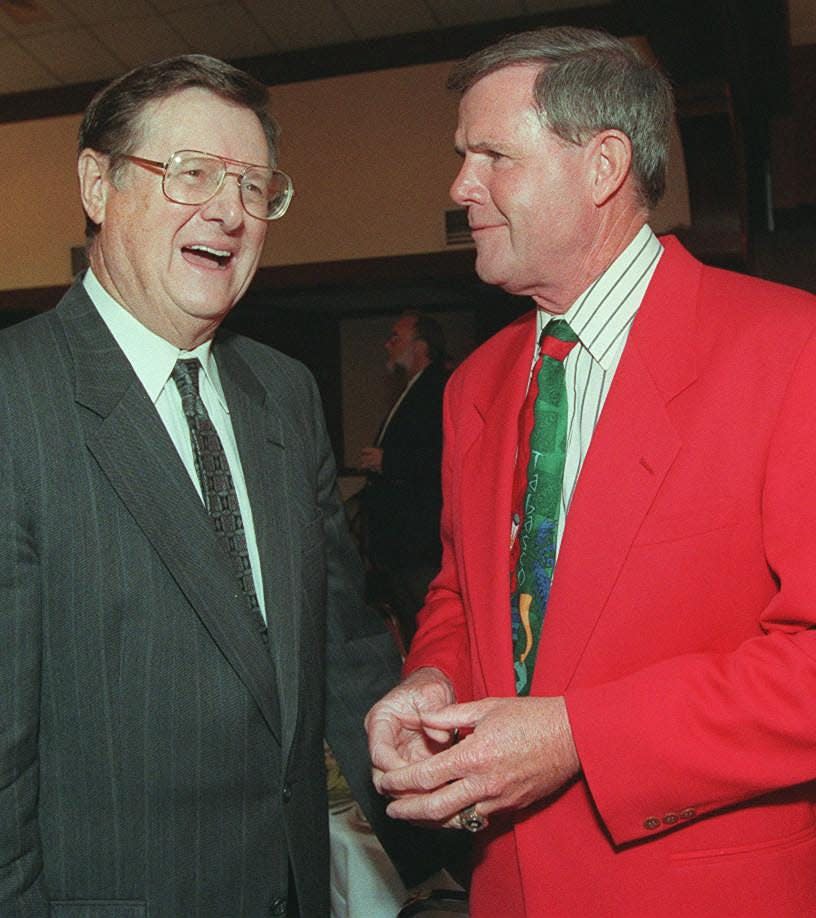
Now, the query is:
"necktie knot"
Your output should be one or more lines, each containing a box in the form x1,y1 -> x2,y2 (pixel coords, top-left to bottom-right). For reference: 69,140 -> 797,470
172,358 -> 202,419
539,319 -> 579,362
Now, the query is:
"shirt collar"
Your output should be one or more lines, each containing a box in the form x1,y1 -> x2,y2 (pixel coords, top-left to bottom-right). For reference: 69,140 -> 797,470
83,267 -> 228,411
536,225 -> 663,370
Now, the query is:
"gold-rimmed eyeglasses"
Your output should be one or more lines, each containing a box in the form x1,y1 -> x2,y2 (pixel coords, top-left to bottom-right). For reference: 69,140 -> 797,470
122,149 -> 294,221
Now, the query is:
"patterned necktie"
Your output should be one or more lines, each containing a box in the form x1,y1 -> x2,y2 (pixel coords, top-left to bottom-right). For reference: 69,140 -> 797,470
510,320 -> 579,695
171,358 -> 267,642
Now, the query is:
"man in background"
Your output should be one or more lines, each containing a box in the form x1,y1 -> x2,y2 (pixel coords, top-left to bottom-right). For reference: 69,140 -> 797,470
368,27 -> 816,917
361,311 -> 448,645
0,54 -> 445,917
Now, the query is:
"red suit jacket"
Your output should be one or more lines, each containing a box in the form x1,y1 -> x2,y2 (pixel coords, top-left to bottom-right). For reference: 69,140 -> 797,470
406,237 -> 816,916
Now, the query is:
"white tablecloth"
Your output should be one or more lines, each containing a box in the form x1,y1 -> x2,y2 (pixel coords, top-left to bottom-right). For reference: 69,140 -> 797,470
330,801 -> 408,917
329,801 -> 463,917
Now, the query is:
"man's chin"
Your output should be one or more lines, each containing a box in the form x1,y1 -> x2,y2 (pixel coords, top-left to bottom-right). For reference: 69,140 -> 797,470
474,259 -> 527,296
473,254 -> 506,288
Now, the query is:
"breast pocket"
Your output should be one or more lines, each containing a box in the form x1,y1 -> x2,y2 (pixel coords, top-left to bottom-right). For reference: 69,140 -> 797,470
633,498 -> 745,546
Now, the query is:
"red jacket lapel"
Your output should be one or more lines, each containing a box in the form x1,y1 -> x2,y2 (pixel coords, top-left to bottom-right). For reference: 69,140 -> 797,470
531,236 -> 702,693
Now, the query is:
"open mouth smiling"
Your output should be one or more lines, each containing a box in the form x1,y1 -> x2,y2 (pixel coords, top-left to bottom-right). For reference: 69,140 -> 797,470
182,244 -> 234,269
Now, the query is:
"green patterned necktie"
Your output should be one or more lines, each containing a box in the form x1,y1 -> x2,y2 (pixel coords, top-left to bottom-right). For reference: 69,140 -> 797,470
510,319 -> 579,695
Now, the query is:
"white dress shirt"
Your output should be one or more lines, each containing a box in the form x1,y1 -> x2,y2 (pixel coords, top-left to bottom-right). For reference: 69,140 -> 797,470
83,268 -> 266,619
530,225 -> 664,555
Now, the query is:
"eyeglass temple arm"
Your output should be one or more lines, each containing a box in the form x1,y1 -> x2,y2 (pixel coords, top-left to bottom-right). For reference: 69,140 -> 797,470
122,154 -> 167,173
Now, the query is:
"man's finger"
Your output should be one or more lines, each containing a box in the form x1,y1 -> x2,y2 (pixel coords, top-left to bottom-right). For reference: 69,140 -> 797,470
367,728 -> 412,773
378,743 -> 467,796
419,698 -> 493,732
385,779 -> 484,825
422,724 -> 454,744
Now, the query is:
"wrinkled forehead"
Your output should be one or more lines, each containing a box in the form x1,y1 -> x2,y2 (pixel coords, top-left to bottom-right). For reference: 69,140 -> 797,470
455,65 -> 547,149
459,63 -> 542,111
132,87 -> 273,166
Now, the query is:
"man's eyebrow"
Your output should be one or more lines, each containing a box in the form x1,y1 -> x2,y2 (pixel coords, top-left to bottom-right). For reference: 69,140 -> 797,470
455,139 -> 513,156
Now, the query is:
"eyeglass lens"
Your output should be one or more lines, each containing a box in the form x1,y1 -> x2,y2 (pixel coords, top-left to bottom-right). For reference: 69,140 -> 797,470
164,151 -> 291,220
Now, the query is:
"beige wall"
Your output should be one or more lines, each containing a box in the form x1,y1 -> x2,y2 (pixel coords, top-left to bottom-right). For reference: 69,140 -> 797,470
0,112 -> 84,289
791,0 -> 816,46
0,54 -> 690,292
264,61 -> 462,268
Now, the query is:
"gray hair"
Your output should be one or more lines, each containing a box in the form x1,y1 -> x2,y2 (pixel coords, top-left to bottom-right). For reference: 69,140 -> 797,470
447,26 -> 674,209
79,54 -> 279,236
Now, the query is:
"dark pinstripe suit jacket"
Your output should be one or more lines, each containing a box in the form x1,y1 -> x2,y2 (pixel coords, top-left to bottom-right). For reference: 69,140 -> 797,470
0,280 -> 443,917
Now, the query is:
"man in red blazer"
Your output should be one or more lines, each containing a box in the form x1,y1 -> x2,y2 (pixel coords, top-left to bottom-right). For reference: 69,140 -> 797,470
366,25 -> 816,917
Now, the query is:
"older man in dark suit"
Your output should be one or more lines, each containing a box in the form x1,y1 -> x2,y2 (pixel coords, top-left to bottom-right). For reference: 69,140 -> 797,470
0,54 -> 442,918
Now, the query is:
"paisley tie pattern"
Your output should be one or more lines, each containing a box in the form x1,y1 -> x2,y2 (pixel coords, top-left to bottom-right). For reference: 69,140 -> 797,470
510,320 -> 579,695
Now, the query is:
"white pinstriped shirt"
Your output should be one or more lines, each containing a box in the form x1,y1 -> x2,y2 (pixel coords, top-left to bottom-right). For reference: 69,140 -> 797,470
532,224 -> 664,555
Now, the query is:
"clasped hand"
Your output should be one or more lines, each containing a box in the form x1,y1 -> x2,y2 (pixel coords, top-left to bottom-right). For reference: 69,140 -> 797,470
365,667 -> 580,829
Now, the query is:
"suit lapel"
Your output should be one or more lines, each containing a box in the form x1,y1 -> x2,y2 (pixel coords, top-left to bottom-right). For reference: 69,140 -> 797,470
459,317 -> 536,698
530,347 -> 682,692
60,285 -> 281,741
531,237 -> 701,693
216,343 -> 302,758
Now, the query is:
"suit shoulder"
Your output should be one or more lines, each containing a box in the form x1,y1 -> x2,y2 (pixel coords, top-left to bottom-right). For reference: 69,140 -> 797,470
701,262 -> 816,320
0,307 -> 65,374
218,328 -> 306,370
0,304 -> 62,343
694,264 -> 816,366
217,330 -> 317,393
415,362 -> 449,395
661,236 -> 816,329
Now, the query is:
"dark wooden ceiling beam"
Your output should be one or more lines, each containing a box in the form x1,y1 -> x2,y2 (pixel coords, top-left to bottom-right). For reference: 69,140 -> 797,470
0,3 -> 640,125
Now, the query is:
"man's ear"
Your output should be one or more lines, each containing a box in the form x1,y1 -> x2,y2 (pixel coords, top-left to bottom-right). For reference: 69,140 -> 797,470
589,129 -> 633,207
414,337 -> 430,362
78,149 -> 112,228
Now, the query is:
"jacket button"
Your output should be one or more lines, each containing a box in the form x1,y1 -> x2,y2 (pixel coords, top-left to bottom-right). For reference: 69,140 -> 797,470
269,897 -> 287,916
282,783 -> 292,803
644,817 -> 661,830
680,807 -> 697,819
662,813 -> 679,825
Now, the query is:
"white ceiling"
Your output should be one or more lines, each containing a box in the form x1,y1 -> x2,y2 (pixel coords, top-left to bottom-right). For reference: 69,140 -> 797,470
0,0 -> 611,95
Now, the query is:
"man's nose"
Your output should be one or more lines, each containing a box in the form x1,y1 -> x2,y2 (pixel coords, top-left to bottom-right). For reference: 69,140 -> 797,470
200,174 -> 244,230
450,160 -> 483,206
